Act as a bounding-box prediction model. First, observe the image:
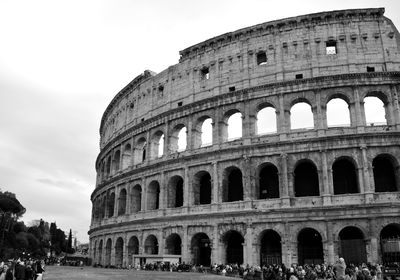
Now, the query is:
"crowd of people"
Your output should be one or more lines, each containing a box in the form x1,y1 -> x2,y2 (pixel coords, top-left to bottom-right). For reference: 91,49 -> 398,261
0,259 -> 45,280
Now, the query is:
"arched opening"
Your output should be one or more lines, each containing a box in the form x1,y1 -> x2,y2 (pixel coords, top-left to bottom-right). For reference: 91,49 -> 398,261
222,167 -> 243,202
106,157 -> 111,177
150,131 -> 164,159
339,226 -> 367,264
290,102 -> 314,129
258,164 -> 279,199
333,158 -> 358,194
177,127 -> 187,151
135,137 -> 147,163
122,144 -> 132,169
257,106 -> 277,134
165,233 -> 182,255
364,96 -> 387,125
260,230 -> 282,266
115,237 -> 124,267
131,184 -> 142,213
107,192 -> 115,217
147,181 -> 160,210
380,224 -> 400,263
294,161 -> 320,197
117,188 -> 127,215
327,98 -> 351,127
227,112 -> 242,140
201,118 -> 213,146
127,236 -> 139,266
113,150 -> 121,173
170,125 -> 187,152
373,155 -> 399,192
93,241 -> 97,262
297,228 -> 323,265
100,163 -> 105,181
98,240 -> 103,264
144,235 -> 158,255
193,171 -> 212,205
223,230 -> 244,265
105,238 -> 112,266
101,197 -> 106,219
167,176 -> 184,208
191,233 -> 211,266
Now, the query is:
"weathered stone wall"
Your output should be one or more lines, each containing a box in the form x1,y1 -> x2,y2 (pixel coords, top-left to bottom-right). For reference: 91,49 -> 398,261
90,8 -> 400,267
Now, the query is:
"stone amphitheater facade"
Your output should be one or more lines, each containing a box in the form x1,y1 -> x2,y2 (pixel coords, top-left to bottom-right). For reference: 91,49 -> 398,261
89,8 -> 400,267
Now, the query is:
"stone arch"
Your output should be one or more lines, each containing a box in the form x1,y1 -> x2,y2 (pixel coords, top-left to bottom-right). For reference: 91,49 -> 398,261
257,163 -> 279,199
105,156 -> 111,177
165,233 -> 182,255
297,227 -> 323,265
131,184 -> 142,213
363,91 -> 389,126
294,160 -> 320,197
222,109 -> 242,141
380,223 -> 400,263
338,226 -> 367,264
150,130 -> 165,159
105,238 -> 112,266
290,99 -> 314,130
113,150 -> 121,173
117,188 -> 127,215
135,137 -> 147,163
115,237 -> 124,267
373,154 -> 400,192
256,103 -> 277,135
98,239 -> 103,264
190,232 -> 211,266
147,181 -> 160,210
333,157 -> 359,194
93,240 -> 97,263
222,230 -> 244,264
127,235 -> 139,266
170,124 -> 187,152
222,166 -> 243,202
193,171 -> 212,205
326,97 -> 351,127
144,234 -> 158,255
167,175 -> 184,208
107,192 -> 115,217
259,229 -> 282,266
122,143 -> 132,169
194,116 -> 213,148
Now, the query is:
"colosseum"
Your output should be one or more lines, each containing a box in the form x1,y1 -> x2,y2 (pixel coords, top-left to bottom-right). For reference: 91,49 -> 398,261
89,8 -> 400,267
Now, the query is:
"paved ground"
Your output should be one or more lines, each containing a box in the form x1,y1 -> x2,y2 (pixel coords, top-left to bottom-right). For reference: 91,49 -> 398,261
45,266 -> 232,280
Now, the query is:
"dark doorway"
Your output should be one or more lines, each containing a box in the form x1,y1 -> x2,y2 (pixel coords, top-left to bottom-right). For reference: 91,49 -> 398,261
260,230 -> 282,266
333,158 -> 358,194
166,233 -> 182,255
294,161 -> 319,197
373,156 -> 398,192
339,226 -> 367,264
224,230 -> 244,264
144,235 -> 158,255
191,233 -> 211,266
259,164 -> 280,199
380,224 -> 400,263
223,167 -> 243,202
298,228 -> 323,265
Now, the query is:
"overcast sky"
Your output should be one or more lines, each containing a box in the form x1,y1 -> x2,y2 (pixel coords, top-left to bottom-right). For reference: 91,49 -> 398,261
0,0 -> 399,243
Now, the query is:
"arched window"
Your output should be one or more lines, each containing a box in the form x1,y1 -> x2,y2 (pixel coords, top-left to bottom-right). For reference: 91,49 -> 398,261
135,137 -> 147,164
258,164 -> 279,199
327,98 -> 350,127
117,188 -> 127,215
222,167 -> 243,202
290,102 -> 314,129
115,237 -> 124,266
227,112 -> 242,140
364,96 -> 387,125
147,181 -> 160,210
223,230 -> 244,265
177,127 -> 187,151
122,143 -> 132,169
167,176 -> 184,208
105,157 -> 111,177
150,131 -> 164,159
294,161 -> 319,197
170,125 -> 187,152
98,240 -> 103,264
297,228 -> 323,265
193,171 -> 212,205
257,106 -> 277,134
144,235 -> 158,255
333,158 -> 358,194
260,230 -> 282,266
191,233 -> 211,266
105,238 -> 112,266
127,236 -> 139,266
339,226 -> 367,264
107,192 -> 115,217
201,118 -> 213,146
112,150 -> 121,173
165,233 -> 182,255
373,155 -> 399,192
131,184 -> 142,213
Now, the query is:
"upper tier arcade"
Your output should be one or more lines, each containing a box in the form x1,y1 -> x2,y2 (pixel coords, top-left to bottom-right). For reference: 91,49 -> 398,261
99,7 -> 400,148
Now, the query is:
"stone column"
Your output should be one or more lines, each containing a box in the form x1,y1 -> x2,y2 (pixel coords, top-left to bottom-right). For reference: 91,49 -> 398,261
242,101 -> 255,145
278,93 -> 287,140
321,150 -> 331,205
126,185 -> 132,215
315,91 -> 326,137
391,85 -> 400,128
182,226 -> 189,263
142,177 -> 147,211
354,87 -> 366,132
158,231 -> 163,256
159,172 -> 165,209
213,109 -> 221,145
325,221 -> 335,264
245,224 -> 254,265
184,166 -> 190,207
212,161 -> 219,203
111,236 -> 116,266
164,122 -> 169,156
186,117 -> 194,150
360,145 -> 373,202
114,186 -> 119,217
280,153 -> 290,206
212,226 -> 221,264
243,156 -> 252,201
123,233 -> 128,267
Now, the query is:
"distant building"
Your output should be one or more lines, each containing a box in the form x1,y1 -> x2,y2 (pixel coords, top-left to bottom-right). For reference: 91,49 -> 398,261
89,8 -> 400,267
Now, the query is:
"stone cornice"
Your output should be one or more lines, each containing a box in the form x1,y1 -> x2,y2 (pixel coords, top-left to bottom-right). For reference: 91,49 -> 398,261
179,8 -> 385,61
95,71 -> 400,168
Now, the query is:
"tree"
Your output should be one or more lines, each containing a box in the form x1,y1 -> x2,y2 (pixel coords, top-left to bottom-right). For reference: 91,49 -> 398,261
67,229 -> 74,254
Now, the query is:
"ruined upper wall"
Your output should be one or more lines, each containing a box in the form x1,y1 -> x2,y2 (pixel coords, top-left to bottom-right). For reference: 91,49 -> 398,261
99,7 -> 400,148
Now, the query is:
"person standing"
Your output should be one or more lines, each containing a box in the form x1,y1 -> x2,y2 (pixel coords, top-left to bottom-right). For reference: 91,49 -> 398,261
334,257 -> 347,280
35,260 -> 45,280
